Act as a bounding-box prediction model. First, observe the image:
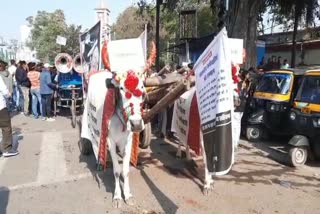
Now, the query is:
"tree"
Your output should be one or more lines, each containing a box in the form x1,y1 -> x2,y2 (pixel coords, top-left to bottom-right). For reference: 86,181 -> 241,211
27,10 -> 82,63
138,0 -> 261,68
111,6 -> 155,40
132,0 -> 217,66
64,24 -> 82,56
268,0 -> 319,67
227,0 -> 265,68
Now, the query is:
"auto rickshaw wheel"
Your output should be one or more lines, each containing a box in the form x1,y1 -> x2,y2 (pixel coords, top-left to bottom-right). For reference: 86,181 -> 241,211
289,146 -> 307,167
80,138 -> 93,156
139,122 -> 151,149
246,126 -> 263,142
312,141 -> 320,160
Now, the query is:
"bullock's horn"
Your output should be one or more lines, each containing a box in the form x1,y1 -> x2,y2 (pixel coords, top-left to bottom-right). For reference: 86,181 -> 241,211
73,54 -> 84,73
55,53 -> 73,73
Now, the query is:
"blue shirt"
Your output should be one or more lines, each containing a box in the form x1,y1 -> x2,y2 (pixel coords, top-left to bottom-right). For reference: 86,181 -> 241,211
40,69 -> 53,95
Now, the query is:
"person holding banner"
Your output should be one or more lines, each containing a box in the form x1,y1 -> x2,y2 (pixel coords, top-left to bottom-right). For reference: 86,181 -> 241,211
233,66 -> 249,149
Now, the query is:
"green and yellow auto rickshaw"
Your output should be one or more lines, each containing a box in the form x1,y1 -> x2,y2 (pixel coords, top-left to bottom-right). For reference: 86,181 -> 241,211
287,70 -> 320,166
244,69 -> 304,142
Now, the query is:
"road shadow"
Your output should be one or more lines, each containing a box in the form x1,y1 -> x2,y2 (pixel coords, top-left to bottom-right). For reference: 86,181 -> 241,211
243,137 -> 320,168
9,110 -> 20,119
78,113 -> 180,212
217,159 -> 320,189
218,141 -> 320,189
55,108 -> 75,128
0,187 -> 9,214
138,138 -> 204,191
77,140 -> 115,196
140,169 -> 178,213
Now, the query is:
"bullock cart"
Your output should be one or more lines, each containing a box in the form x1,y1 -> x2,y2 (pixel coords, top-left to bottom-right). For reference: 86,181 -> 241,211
139,67 -> 195,149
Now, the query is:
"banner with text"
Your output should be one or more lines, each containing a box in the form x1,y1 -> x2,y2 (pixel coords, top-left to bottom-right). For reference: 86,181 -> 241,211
172,87 -> 196,144
108,36 -> 146,73
81,71 -> 112,161
194,28 -> 233,175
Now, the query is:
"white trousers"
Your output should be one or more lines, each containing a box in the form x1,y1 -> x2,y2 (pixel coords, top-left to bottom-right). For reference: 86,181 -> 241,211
232,112 -> 243,149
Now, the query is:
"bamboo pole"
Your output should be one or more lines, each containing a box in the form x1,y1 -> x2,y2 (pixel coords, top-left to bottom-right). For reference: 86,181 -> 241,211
143,79 -> 189,123
157,65 -> 171,76
144,73 -> 185,87
177,67 -> 190,74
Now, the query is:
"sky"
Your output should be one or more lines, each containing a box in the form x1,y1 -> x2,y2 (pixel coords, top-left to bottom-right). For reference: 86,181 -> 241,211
0,0 -> 135,41
1,0 -> 319,41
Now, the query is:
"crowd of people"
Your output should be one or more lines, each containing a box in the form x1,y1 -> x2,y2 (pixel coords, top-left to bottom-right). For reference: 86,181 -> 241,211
0,59 -> 58,121
0,59 -> 60,157
259,55 -> 290,71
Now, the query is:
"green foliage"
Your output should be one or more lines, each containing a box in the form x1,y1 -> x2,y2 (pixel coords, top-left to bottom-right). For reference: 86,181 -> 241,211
113,1 -> 217,65
64,24 -> 82,56
27,10 -> 82,63
198,5 -> 217,37
266,0 -> 319,31
111,6 -> 155,40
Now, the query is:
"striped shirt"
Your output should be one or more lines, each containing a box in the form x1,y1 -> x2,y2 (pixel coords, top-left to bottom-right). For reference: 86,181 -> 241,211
27,71 -> 40,89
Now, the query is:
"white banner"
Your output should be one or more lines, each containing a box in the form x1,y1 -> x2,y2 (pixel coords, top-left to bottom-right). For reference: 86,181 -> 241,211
108,37 -> 146,73
139,26 -> 147,61
171,87 -> 196,144
194,28 -> 233,175
229,38 -> 243,64
56,36 -> 67,46
81,71 -> 112,161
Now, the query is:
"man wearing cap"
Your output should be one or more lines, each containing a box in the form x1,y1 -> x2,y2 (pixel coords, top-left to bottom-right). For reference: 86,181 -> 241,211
40,63 -> 56,122
0,74 -> 19,157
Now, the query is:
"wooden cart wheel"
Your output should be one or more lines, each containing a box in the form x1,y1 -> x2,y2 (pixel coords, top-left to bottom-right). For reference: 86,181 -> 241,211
139,122 -> 152,149
80,138 -> 93,156
71,100 -> 76,128
53,91 -> 58,116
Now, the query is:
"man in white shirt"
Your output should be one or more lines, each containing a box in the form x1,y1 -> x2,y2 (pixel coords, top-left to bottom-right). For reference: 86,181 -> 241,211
0,76 -> 19,157
8,60 -> 16,79
8,59 -> 18,109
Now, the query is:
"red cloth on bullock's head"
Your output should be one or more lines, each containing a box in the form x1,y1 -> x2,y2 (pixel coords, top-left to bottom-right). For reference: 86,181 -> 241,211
124,70 -> 143,98
124,70 -> 139,92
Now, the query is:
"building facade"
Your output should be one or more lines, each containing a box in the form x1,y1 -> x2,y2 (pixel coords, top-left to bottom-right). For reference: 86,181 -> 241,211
0,36 -> 16,62
258,27 -> 320,66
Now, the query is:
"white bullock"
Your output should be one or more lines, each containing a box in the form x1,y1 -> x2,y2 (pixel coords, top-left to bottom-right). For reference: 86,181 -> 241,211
81,70 -> 146,208
107,70 -> 146,207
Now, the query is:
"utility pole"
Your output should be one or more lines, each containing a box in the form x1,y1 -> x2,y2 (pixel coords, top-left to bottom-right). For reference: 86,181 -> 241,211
156,0 -> 161,72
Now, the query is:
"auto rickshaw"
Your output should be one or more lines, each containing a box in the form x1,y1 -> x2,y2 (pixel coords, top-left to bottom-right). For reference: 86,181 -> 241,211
287,70 -> 320,166
244,69 -> 304,142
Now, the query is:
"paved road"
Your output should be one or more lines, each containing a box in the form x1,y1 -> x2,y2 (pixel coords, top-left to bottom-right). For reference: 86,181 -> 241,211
0,114 -> 320,214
